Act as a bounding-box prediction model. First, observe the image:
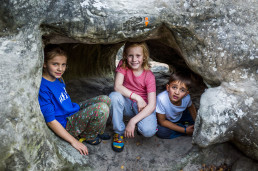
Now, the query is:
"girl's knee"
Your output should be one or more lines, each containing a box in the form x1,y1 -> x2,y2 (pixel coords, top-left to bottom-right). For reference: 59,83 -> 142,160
139,126 -> 157,137
99,95 -> 111,103
109,92 -> 123,102
93,102 -> 109,120
100,102 -> 109,113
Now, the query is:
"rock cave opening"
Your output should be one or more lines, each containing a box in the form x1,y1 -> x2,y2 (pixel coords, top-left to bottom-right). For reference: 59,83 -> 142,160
43,41 -> 206,109
41,29 -> 206,110
40,32 -> 209,168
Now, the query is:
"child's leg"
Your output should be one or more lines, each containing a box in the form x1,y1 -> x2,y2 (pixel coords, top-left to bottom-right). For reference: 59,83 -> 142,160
109,92 -> 134,134
156,110 -> 194,139
66,102 -> 109,140
179,109 -> 194,125
156,124 -> 185,139
133,105 -> 157,137
78,95 -> 111,110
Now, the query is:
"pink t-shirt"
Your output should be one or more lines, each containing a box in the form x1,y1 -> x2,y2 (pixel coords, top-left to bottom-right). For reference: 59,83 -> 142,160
116,60 -> 156,103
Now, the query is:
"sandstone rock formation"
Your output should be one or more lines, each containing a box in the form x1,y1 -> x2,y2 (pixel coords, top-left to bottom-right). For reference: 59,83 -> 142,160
0,0 -> 257,170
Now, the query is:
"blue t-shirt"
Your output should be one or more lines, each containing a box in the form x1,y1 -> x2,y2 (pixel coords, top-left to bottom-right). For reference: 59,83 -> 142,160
156,91 -> 192,122
38,77 -> 80,128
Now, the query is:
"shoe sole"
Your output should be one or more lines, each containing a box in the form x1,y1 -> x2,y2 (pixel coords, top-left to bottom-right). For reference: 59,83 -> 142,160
112,144 -> 124,152
85,138 -> 102,145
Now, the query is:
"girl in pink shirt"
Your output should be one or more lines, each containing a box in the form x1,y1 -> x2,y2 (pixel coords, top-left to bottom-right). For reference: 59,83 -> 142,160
109,42 -> 157,152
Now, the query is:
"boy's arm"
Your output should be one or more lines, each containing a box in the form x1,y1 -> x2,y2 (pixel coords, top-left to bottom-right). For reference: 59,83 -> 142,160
47,120 -> 88,155
156,113 -> 188,134
187,103 -> 197,121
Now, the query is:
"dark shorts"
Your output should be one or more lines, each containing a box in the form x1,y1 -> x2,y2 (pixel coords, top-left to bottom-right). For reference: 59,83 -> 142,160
156,110 -> 194,139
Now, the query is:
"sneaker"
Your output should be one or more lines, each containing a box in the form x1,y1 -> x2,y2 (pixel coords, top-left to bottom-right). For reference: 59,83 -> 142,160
112,133 -> 124,152
98,132 -> 111,140
85,136 -> 102,145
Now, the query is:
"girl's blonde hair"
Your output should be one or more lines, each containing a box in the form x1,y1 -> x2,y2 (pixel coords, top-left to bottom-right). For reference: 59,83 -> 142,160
121,42 -> 151,70
44,45 -> 68,63
43,45 -> 68,83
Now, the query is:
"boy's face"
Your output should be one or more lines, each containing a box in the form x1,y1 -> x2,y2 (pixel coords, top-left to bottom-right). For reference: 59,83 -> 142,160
166,81 -> 189,106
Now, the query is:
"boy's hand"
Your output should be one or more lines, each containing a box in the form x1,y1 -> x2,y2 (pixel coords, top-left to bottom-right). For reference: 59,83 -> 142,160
186,125 -> 194,135
125,119 -> 136,138
70,139 -> 89,155
135,95 -> 147,112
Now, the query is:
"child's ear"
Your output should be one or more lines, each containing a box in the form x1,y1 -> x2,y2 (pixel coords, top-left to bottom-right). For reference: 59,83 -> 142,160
184,90 -> 189,97
166,84 -> 169,91
43,62 -> 47,69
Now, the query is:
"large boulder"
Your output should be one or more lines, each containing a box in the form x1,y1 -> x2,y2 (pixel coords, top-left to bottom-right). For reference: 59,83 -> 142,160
0,0 -> 257,170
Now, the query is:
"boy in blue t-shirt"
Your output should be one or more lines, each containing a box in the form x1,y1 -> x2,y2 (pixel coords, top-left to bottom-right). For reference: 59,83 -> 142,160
156,71 -> 197,139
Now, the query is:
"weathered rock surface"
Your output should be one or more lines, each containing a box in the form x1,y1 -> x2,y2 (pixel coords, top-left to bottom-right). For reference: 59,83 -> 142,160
51,122 -> 258,171
0,0 -> 257,170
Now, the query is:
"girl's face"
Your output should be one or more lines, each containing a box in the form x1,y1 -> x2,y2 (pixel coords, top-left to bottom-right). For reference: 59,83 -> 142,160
126,46 -> 144,71
43,55 -> 67,81
166,81 -> 189,106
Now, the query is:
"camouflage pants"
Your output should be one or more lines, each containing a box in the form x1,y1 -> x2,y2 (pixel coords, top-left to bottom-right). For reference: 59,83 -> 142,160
66,95 -> 111,140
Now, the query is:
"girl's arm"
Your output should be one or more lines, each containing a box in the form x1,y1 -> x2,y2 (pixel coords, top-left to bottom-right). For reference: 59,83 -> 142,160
47,120 -> 88,155
114,72 -> 147,111
157,113 -> 194,135
114,72 -> 130,95
187,103 -> 197,121
125,91 -> 156,138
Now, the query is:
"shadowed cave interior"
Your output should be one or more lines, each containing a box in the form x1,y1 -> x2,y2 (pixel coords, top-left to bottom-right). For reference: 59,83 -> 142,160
42,37 -> 207,110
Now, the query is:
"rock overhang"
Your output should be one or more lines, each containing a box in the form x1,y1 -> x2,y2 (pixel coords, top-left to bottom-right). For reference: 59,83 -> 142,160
0,0 -> 257,170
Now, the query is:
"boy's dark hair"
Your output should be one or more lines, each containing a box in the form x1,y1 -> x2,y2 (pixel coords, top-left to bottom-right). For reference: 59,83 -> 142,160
168,70 -> 192,89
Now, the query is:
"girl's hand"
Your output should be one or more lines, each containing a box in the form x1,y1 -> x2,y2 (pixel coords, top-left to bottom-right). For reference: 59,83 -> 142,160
124,119 -> 136,138
135,95 -> 147,112
70,139 -> 89,155
186,125 -> 194,135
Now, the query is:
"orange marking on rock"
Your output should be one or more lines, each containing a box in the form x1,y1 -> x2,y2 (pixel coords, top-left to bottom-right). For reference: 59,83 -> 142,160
145,17 -> 149,26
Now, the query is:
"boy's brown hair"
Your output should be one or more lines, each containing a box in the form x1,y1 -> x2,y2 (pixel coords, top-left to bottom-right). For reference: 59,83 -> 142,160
121,41 -> 151,70
168,70 -> 192,90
